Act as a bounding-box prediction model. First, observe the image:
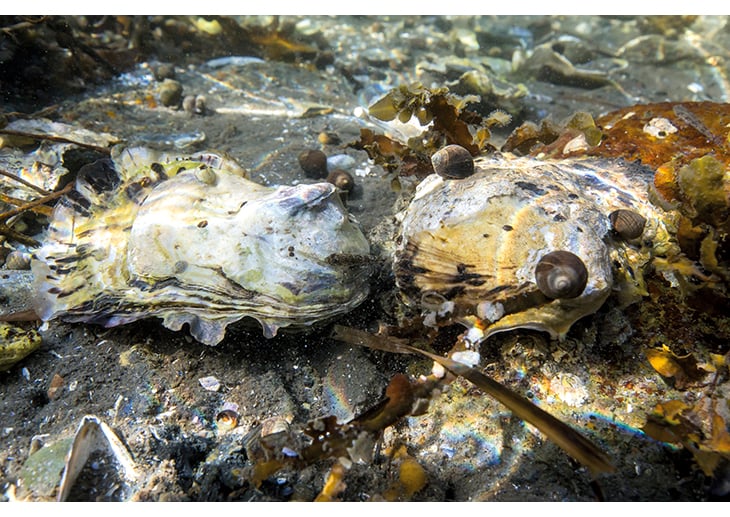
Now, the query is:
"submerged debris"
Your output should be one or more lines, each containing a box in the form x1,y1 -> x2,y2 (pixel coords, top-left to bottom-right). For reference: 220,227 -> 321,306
642,351 -> 730,482
15,415 -> 138,501
332,326 -> 615,477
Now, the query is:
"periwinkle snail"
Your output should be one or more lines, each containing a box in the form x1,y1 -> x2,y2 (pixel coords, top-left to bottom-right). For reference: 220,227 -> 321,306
609,209 -> 646,240
298,149 -> 328,179
327,169 -> 355,193
535,250 -> 588,299
431,144 -> 475,179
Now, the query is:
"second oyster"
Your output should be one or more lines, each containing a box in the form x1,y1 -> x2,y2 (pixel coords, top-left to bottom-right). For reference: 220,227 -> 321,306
394,154 -> 675,339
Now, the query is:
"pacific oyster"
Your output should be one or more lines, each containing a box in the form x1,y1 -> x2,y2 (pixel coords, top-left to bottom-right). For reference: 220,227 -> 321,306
394,154 -> 677,340
31,146 -> 371,345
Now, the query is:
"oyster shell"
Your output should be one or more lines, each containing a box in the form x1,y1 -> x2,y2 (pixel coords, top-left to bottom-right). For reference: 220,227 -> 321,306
394,154 -> 676,339
31,146 -> 371,345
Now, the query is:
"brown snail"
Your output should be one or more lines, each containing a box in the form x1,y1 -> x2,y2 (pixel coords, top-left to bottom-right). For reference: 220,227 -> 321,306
535,250 -> 588,299
431,144 -> 475,179
327,169 -> 355,193
609,209 -> 646,240
298,149 -> 328,178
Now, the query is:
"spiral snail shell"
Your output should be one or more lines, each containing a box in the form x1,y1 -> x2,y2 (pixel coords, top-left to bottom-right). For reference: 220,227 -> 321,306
431,144 -> 475,179
535,251 -> 588,299
609,209 -> 646,240
327,169 -> 355,193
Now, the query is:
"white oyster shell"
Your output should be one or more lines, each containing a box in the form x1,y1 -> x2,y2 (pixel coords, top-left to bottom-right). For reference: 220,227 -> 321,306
31,146 -> 371,345
395,154 -> 676,339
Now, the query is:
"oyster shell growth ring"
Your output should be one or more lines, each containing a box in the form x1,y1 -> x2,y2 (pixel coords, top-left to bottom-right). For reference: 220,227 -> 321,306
31,146 -> 372,345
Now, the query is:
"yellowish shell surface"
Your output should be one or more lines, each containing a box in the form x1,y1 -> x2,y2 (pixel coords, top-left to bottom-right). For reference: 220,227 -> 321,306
395,154 -> 676,339
32,146 -> 372,345
0,322 -> 42,371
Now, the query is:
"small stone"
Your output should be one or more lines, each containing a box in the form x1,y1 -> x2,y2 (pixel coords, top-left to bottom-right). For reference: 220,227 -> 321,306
159,79 -> 183,108
182,95 -> 196,114
198,375 -> 221,392
47,373 -> 64,400
194,95 -> 207,115
152,63 -> 176,82
326,153 -> 356,172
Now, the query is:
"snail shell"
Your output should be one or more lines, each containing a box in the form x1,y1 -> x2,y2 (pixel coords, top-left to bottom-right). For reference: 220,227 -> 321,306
609,209 -> 646,240
215,408 -> 239,433
535,250 -> 588,299
298,149 -> 328,178
327,169 -> 355,193
431,144 -> 474,179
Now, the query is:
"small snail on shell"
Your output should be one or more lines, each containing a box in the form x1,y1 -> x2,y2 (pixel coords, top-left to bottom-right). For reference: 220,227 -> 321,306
327,169 -> 355,193
535,250 -> 588,299
431,144 -> 475,179
609,209 -> 646,240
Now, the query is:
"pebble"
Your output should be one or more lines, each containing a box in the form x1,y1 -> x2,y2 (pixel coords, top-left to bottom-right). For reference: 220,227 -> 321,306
159,79 -> 183,108
152,63 -> 175,82
326,153 -> 356,172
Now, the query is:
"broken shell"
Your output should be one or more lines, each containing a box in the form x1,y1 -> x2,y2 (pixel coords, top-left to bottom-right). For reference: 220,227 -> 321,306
4,250 -> 31,270
215,409 -> 239,433
31,146 -> 372,345
327,169 -> 355,193
535,251 -> 588,299
298,149 -> 328,178
430,144 -> 474,179
260,415 -> 291,437
609,209 -> 646,240
57,415 -> 138,502
199,375 -> 221,391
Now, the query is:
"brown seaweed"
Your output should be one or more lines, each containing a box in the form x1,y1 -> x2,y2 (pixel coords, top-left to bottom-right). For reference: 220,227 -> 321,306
332,325 -> 616,477
352,83 -> 502,179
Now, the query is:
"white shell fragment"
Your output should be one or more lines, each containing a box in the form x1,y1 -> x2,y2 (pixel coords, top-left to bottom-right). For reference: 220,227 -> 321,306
57,415 -> 138,502
199,375 -> 221,392
395,154 -> 675,340
31,146 -> 371,345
